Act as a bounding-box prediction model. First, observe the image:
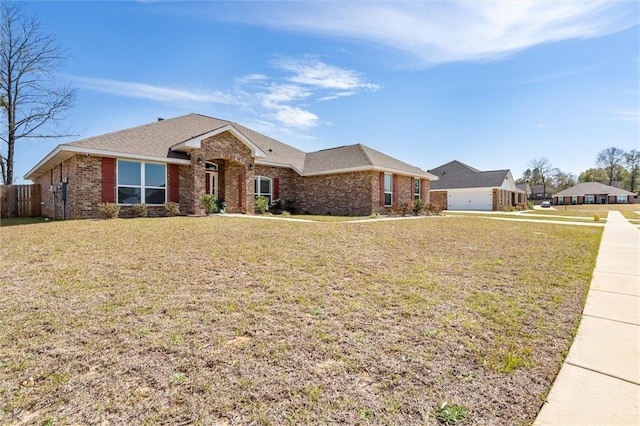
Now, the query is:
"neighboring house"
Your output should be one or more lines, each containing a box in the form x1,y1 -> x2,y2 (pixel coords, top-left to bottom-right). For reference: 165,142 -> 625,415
516,182 -> 531,200
552,182 -> 636,205
530,184 -> 553,201
25,113 -> 437,219
428,160 -> 525,211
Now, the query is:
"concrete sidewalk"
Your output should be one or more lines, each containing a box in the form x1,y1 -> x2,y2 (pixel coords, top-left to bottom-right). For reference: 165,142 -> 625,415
535,211 -> 640,425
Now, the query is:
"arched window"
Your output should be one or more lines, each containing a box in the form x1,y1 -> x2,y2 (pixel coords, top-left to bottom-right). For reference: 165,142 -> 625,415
254,176 -> 272,203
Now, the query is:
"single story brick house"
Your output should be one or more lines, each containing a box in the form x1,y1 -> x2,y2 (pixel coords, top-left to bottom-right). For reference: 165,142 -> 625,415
25,113 -> 437,219
552,182 -> 636,205
427,160 -> 525,211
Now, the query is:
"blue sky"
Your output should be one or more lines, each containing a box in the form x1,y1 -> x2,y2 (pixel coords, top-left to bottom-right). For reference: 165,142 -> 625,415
14,0 -> 640,183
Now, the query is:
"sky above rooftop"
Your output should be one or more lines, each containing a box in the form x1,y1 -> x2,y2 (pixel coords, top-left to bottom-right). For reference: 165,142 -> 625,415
13,0 -> 640,183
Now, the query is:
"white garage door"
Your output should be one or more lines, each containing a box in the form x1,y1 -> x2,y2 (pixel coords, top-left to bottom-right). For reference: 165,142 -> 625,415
448,191 -> 492,211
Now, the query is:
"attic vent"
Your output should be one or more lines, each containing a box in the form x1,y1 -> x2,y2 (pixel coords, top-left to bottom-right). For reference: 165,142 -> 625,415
268,148 -> 273,152
158,117 -> 164,121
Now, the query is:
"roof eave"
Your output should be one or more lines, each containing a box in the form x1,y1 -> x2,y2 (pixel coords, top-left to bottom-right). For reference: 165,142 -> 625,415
302,165 -> 438,179
255,159 -> 304,176
24,145 -> 191,181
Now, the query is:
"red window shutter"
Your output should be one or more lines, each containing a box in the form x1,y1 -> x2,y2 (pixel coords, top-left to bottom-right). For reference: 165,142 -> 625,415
393,174 -> 399,206
379,172 -> 385,206
101,157 -> 115,203
169,164 -> 179,202
273,177 -> 280,200
238,174 -> 243,208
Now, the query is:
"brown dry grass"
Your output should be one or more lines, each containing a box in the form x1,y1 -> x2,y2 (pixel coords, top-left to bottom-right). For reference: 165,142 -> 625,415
0,216 -> 602,425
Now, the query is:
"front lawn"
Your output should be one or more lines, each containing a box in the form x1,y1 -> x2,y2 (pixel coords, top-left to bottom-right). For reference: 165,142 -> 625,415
0,216 -> 602,425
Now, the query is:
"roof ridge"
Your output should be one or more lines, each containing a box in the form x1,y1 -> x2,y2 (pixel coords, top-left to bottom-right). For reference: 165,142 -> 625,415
66,113 -> 195,146
453,160 -> 480,173
355,143 -> 374,166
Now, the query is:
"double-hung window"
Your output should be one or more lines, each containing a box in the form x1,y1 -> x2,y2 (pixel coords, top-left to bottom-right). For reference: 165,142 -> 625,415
585,195 -> 595,204
117,160 -> 166,205
414,178 -> 421,200
617,195 -> 628,203
254,176 -> 272,204
384,173 -> 393,206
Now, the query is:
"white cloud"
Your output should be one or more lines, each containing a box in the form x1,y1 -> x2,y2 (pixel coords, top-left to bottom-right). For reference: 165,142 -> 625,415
69,57 -> 379,131
517,68 -> 590,85
273,56 -> 381,91
236,1 -> 638,66
232,57 -> 379,128
69,75 -> 235,104
274,106 -> 319,129
610,110 -> 640,122
260,83 -> 311,107
234,74 -> 269,85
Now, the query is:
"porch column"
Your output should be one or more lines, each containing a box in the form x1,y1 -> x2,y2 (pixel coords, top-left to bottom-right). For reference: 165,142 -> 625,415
189,152 -> 206,215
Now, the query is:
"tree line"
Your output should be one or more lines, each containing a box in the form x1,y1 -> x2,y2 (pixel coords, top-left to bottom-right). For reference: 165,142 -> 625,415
517,148 -> 640,196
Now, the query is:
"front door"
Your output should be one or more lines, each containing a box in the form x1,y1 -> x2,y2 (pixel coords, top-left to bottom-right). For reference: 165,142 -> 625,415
205,162 -> 218,198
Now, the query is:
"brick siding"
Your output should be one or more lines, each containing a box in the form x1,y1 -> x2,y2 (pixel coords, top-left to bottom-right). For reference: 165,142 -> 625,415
31,131 -> 435,219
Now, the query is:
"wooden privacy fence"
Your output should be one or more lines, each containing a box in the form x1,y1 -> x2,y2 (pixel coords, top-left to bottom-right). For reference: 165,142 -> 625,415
0,184 -> 41,218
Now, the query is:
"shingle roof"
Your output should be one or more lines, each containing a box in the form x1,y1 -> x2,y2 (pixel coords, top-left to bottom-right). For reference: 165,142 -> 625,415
428,160 -> 510,190
553,182 -> 636,197
304,144 -> 428,176
27,113 -> 434,179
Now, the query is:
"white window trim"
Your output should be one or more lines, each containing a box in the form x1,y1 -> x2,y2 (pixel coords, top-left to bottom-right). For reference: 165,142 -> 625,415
117,159 -> 167,205
384,173 -> 393,207
585,195 -> 595,204
617,195 -> 627,203
254,176 -> 272,201
414,178 -> 420,200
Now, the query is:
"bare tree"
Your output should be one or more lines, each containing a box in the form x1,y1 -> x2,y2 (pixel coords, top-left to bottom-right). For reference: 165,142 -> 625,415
528,157 -> 553,199
0,3 -> 75,185
552,168 -> 576,191
596,147 -> 625,187
625,149 -> 640,193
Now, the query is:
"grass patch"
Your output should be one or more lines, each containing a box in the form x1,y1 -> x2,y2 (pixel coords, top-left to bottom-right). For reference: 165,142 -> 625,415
619,209 -> 640,220
288,214 -> 373,222
0,216 -> 53,227
0,216 -> 601,424
434,402 -> 467,425
446,211 -> 603,223
524,209 -> 608,218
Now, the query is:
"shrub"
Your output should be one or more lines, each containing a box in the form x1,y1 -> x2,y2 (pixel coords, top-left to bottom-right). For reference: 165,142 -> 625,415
99,203 -> 120,219
164,202 -> 180,216
130,203 -> 148,218
395,201 -> 414,216
201,194 -> 217,214
413,198 -> 426,215
268,199 -> 284,214
426,202 -> 444,216
255,196 -> 269,214
526,201 -> 534,210
216,200 -> 227,214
